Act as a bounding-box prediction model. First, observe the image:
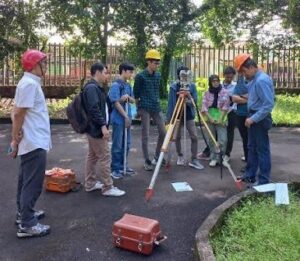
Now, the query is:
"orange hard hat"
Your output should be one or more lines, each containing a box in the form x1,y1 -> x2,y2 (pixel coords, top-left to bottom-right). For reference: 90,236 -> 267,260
234,53 -> 250,71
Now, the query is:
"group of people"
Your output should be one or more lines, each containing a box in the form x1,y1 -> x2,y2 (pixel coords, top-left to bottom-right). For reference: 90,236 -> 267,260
9,49 -> 274,238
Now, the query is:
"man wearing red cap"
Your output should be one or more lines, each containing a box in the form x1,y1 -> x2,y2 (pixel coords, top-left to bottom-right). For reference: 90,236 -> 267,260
10,49 -> 51,238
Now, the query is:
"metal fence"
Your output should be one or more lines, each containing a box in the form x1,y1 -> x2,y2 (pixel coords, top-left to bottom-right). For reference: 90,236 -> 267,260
1,44 -> 300,97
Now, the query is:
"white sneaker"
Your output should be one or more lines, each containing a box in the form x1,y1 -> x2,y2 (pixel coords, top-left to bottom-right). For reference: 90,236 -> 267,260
223,155 -> 230,162
209,160 -> 218,167
85,181 -> 104,192
177,156 -> 185,166
102,186 -> 125,197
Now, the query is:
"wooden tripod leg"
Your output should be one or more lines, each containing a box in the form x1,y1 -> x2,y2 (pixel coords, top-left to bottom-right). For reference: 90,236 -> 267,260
145,97 -> 185,201
190,98 -> 219,150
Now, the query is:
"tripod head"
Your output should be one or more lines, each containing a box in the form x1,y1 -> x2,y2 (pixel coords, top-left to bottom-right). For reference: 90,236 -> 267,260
179,70 -> 192,91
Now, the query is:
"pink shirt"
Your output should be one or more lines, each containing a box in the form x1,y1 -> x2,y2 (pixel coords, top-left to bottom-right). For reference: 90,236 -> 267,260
201,88 -> 230,113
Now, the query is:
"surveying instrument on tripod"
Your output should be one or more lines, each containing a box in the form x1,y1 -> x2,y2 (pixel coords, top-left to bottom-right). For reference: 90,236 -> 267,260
145,68 -> 210,201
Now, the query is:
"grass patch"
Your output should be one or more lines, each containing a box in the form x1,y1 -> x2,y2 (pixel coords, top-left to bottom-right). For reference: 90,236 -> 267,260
210,193 -> 300,261
272,94 -> 300,125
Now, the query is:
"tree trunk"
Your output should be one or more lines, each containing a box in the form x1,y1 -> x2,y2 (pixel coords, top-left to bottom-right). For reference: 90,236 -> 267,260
160,48 -> 173,99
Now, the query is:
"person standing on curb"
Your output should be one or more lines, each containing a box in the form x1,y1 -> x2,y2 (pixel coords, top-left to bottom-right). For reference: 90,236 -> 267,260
134,49 -> 166,171
83,62 -> 125,196
234,54 -> 275,185
109,62 -> 136,179
10,49 -> 51,238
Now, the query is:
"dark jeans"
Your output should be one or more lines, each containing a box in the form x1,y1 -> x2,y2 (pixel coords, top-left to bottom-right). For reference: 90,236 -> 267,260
236,115 -> 248,161
225,111 -> 236,157
17,149 -> 47,228
245,114 -> 272,184
111,123 -> 131,172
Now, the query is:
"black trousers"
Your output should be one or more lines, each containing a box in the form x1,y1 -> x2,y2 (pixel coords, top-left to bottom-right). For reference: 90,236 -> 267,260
225,111 -> 236,157
236,115 -> 248,161
17,149 -> 47,228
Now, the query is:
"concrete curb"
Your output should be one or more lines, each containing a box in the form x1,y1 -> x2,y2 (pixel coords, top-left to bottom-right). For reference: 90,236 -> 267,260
194,189 -> 255,261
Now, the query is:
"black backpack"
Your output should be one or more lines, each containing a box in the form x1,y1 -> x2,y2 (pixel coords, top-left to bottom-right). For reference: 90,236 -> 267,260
66,90 -> 88,134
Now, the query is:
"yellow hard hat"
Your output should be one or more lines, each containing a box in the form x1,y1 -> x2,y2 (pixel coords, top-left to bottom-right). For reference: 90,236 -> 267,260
145,49 -> 161,60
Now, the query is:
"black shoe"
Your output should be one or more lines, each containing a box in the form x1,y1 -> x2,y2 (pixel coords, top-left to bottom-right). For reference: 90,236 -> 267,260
144,159 -> 154,171
151,157 -> 166,167
237,176 -> 256,183
15,210 -> 45,225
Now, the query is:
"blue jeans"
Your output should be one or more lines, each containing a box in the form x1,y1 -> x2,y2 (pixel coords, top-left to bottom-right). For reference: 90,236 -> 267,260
111,123 -> 131,172
245,114 -> 272,184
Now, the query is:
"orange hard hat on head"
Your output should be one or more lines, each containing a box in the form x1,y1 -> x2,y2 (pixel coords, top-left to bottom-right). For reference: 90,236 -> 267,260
234,53 -> 250,71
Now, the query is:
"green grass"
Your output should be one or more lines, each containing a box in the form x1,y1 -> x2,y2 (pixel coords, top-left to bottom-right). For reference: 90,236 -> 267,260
272,94 -> 300,125
210,193 -> 300,261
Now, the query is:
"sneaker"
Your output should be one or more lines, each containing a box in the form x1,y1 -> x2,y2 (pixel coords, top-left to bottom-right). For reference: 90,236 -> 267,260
151,157 -> 166,166
189,159 -> 204,170
241,156 -> 246,161
111,171 -> 124,180
209,159 -> 218,167
102,186 -> 125,197
144,159 -> 154,171
197,152 -> 210,160
17,223 -> 50,238
223,155 -> 230,162
177,156 -> 185,166
85,181 -> 104,192
119,168 -> 136,176
15,210 -> 45,225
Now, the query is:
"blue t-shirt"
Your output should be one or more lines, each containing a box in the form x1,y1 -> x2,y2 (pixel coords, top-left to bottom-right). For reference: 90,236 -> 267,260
109,79 -> 133,125
233,76 -> 248,116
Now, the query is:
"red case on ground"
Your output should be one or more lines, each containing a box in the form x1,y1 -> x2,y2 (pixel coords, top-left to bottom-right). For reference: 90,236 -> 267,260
44,168 -> 76,193
112,214 -> 166,255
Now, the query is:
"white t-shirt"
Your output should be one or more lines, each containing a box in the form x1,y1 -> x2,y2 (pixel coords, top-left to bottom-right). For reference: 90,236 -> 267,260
14,72 -> 52,155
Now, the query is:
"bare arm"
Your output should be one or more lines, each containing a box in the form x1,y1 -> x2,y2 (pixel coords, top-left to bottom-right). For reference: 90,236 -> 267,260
12,107 -> 27,143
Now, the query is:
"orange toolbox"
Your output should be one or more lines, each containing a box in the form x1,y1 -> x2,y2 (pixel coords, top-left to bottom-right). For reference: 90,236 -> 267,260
44,168 -> 77,193
112,213 -> 167,255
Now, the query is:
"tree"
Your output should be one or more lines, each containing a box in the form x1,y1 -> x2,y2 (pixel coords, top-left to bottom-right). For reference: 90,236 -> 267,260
0,0 -> 42,62
115,0 -> 216,98
200,0 -> 300,48
42,0 -> 120,62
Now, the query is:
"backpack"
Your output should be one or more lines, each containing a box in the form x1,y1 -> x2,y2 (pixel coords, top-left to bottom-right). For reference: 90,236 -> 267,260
66,90 -> 88,134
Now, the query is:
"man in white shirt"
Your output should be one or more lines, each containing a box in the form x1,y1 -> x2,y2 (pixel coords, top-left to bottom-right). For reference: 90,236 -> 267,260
10,49 -> 51,238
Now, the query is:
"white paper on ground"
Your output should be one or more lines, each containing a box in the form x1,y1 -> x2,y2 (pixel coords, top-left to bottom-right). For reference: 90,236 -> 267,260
171,182 -> 193,192
253,183 -> 289,206
275,183 -> 289,205
253,183 -> 276,192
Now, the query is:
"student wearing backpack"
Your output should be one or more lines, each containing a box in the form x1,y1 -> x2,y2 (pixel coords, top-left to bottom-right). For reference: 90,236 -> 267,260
10,50 -> 51,238
109,63 -> 135,179
82,63 -> 125,196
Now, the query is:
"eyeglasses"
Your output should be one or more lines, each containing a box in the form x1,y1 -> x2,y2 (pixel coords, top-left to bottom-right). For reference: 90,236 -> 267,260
152,61 -> 160,65
212,79 -> 220,83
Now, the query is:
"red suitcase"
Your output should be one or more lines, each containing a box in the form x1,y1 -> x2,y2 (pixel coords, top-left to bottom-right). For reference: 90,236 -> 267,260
112,214 -> 166,255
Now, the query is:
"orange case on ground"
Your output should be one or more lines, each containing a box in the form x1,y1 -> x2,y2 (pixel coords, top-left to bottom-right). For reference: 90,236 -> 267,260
112,213 -> 166,255
44,168 -> 76,193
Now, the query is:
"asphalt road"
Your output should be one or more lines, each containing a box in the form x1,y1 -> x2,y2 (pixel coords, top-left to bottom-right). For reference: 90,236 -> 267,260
0,124 -> 299,261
